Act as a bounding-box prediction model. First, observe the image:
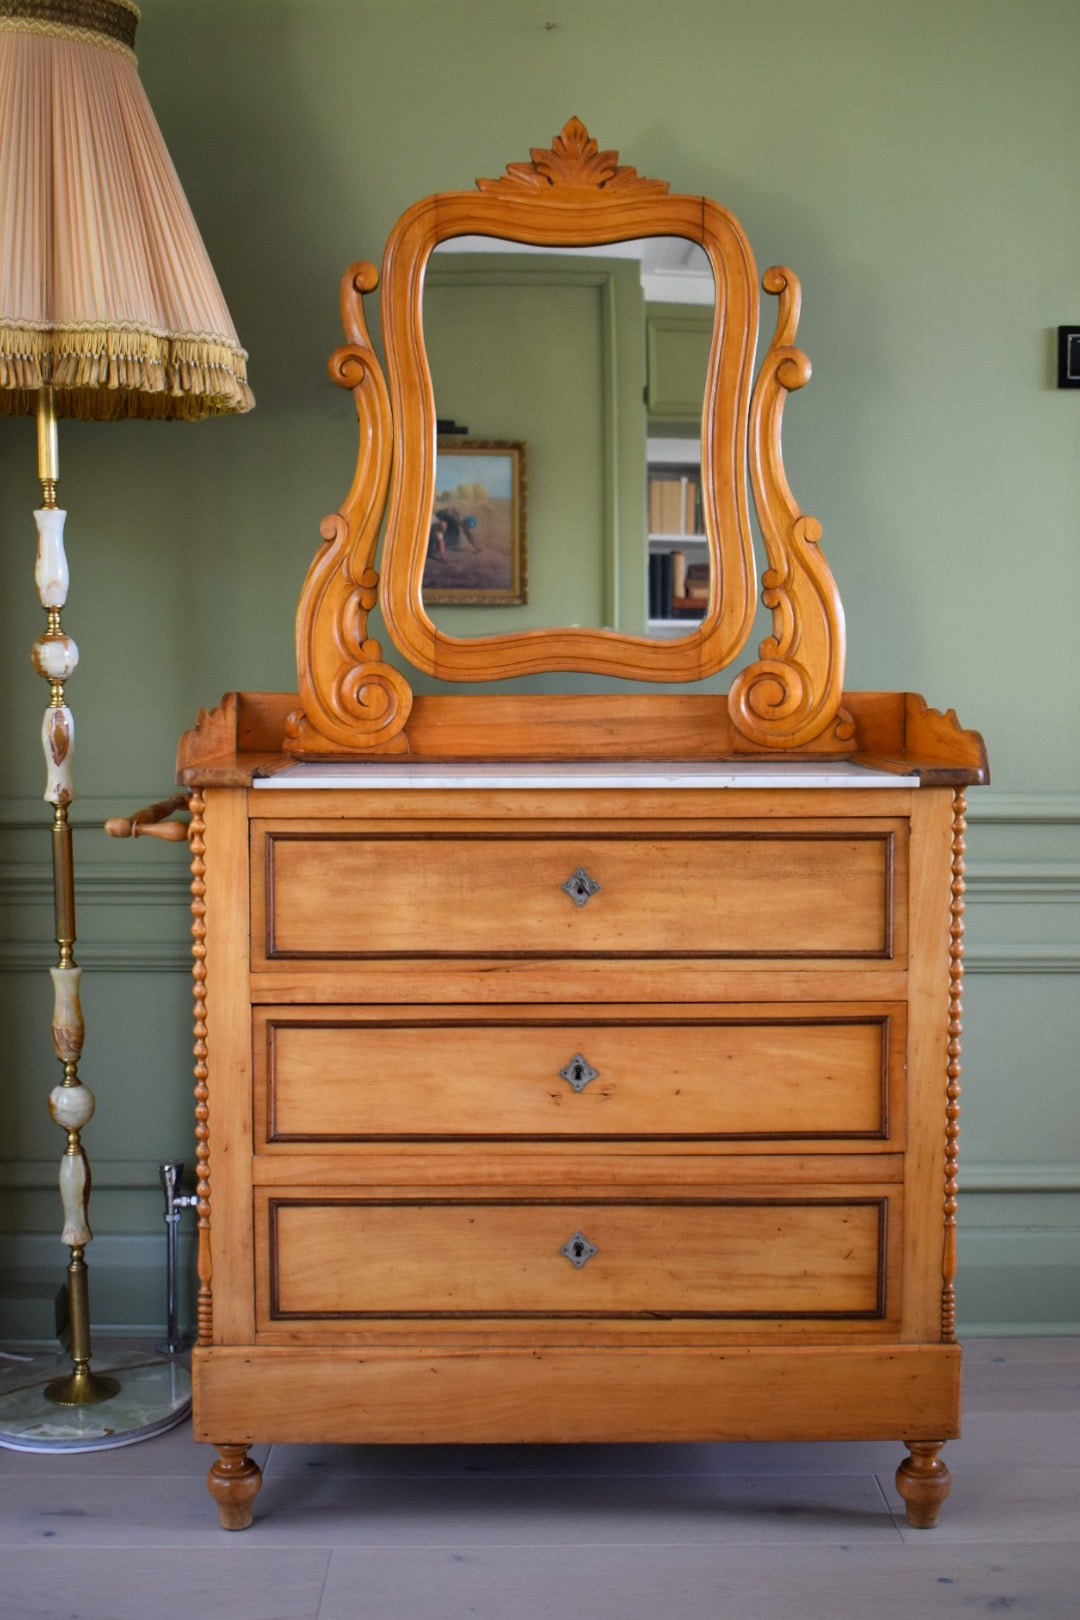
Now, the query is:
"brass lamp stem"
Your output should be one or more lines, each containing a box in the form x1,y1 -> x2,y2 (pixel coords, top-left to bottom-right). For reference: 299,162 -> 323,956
37,384 -> 59,503
32,388 -> 118,1407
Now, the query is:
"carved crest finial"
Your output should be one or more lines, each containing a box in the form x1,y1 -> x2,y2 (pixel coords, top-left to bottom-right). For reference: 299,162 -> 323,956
477,118 -> 669,198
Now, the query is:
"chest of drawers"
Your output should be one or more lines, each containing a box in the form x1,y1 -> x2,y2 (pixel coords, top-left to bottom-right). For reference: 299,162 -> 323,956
165,120 -> 990,1534
181,727 -> 970,1532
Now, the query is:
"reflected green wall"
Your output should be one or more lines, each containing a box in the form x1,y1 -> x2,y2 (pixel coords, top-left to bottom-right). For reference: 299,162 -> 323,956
425,254 -> 647,636
1,0 -> 1078,1337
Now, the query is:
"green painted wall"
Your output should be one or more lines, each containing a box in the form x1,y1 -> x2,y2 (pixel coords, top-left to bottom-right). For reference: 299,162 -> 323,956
1,0 -> 1077,1338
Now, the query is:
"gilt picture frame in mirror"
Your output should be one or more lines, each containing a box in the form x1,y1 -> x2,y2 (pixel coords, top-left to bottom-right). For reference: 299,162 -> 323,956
423,440 -> 528,606
286,118 -> 851,759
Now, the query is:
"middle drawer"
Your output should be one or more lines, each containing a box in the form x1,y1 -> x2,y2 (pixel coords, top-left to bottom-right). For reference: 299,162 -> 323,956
253,1005 -> 905,1148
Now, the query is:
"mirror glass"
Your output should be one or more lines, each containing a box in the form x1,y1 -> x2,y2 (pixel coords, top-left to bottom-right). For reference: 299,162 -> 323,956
421,236 -> 714,640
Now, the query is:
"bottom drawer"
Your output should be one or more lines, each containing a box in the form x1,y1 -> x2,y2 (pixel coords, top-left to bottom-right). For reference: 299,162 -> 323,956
259,1192 -> 894,1323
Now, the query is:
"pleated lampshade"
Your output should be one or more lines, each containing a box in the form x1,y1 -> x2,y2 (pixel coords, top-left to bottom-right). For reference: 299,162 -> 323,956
0,0 -> 252,420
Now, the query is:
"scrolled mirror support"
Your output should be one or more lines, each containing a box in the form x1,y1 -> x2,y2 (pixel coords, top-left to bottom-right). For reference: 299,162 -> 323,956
287,262 -> 413,757
728,266 -> 852,752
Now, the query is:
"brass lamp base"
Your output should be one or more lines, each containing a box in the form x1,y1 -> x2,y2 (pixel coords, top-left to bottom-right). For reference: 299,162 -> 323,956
45,1250 -> 118,1406
44,1366 -> 120,1406
0,1350 -> 191,1452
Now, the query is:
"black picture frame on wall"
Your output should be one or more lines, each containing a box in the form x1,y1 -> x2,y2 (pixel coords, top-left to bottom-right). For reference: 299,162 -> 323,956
1057,327 -> 1080,389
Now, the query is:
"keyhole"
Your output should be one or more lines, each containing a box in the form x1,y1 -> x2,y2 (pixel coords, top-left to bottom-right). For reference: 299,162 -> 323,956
561,867 -> 599,907
560,1230 -> 598,1268
558,1054 -> 598,1092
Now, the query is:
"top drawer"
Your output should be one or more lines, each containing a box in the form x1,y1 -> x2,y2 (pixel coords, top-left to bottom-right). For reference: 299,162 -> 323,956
253,823 -> 905,964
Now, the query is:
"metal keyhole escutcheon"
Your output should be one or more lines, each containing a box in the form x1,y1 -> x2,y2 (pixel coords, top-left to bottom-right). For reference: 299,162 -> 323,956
561,867 -> 599,907
560,1231 -> 598,1269
559,1054 -> 599,1093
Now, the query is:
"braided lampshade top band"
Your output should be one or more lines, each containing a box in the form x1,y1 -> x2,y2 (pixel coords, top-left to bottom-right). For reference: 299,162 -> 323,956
0,1 -> 139,58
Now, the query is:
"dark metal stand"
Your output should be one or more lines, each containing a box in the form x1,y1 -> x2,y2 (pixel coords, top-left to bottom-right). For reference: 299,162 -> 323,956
156,1163 -> 197,1356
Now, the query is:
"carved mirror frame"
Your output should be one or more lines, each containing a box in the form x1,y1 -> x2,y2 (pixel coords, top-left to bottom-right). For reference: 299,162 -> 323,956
287,120 -> 850,758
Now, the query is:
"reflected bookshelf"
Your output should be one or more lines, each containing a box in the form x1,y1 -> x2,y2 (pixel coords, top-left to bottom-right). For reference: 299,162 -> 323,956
646,437 -> 708,638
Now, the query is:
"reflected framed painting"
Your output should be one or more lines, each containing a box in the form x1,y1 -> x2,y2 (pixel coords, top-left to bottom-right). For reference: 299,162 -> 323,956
423,440 -> 528,605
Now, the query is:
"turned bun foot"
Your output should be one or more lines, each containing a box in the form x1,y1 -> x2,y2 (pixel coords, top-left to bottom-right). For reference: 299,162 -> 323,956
896,1440 -> 951,1528
208,1443 -> 263,1530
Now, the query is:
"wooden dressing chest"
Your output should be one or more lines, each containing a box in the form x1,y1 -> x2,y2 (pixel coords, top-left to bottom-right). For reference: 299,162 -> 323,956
167,123 -> 987,1529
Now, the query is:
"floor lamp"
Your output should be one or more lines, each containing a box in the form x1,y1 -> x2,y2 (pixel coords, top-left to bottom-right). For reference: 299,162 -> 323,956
0,0 -> 252,1449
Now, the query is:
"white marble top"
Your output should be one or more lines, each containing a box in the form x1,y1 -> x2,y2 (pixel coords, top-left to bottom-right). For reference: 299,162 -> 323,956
255,760 -> 917,790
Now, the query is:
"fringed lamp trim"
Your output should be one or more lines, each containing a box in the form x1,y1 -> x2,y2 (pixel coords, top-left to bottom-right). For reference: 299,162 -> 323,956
0,322 -> 254,420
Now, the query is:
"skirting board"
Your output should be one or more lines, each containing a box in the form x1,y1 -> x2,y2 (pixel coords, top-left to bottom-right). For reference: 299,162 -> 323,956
956,1227 -> 1080,1337
0,1232 -> 195,1344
